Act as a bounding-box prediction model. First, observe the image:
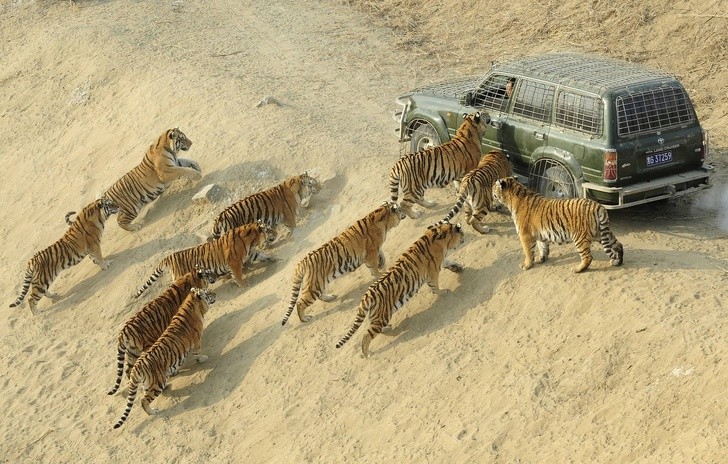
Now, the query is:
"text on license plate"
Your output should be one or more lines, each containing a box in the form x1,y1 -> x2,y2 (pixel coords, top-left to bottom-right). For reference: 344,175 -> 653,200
646,151 -> 672,167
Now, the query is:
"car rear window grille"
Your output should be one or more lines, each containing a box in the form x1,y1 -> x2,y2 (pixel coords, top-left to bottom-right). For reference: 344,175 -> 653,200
616,86 -> 695,137
555,92 -> 603,136
512,80 -> 555,123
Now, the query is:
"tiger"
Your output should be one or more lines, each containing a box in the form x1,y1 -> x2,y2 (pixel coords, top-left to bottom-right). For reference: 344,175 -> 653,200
491,176 -> 624,273
9,198 -> 119,314
389,113 -> 489,219
104,128 -> 201,232
336,221 -> 465,357
281,201 -> 406,326
113,287 -> 216,429
441,149 -> 512,234
107,267 -> 218,396
210,171 -> 321,241
134,220 -> 276,298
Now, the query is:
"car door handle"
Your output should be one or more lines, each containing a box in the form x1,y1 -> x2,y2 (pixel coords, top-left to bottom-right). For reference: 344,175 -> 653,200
533,131 -> 546,140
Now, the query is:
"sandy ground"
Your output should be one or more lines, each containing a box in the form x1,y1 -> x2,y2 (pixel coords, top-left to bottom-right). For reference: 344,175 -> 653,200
1,0 -> 726,462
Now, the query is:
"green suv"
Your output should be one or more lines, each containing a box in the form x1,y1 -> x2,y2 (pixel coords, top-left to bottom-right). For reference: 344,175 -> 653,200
394,52 -> 712,208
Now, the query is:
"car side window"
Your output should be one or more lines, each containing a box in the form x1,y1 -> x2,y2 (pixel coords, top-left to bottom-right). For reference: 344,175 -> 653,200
512,79 -> 555,123
555,91 -> 604,136
473,75 -> 515,112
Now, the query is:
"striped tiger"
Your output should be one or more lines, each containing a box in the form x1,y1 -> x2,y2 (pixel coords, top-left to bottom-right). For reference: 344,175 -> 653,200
390,113 -> 489,219
104,128 -> 201,232
210,171 -> 321,240
113,287 -> 216,429
442,149 -> 512,234
9,198 -> 119,314
282,201 -> 406,326
134,221 -> 276,298
107,267 -> 218,396
492,176 -> 624,273
336,221 -> 465,357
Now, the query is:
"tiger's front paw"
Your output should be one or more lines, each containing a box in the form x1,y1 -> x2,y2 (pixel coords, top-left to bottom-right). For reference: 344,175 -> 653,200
521,262 -> 533,270
195,354 -> 208,363
319,293 -> 337,302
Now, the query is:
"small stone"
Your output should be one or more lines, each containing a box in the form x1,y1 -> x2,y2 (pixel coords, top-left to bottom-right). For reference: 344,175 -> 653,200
192,184 -> 228,204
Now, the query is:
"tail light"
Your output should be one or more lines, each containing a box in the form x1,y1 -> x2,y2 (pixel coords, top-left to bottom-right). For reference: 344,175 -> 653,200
702,129 -> 709,163
603,149 -> 618,182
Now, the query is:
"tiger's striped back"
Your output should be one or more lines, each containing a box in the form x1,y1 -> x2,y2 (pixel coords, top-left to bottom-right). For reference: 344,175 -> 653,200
492,177 -> 624,273
389,113 -> 489,219
336,221 -> 465,357
113,288 -> 216,429
134,221 -> 276,298
9,198 -> 119,314
107,268 -> 218,396
282,201 -> 406,326
442,149 -> 512,234
211,172 -> 321,240
104,128 -> 199,232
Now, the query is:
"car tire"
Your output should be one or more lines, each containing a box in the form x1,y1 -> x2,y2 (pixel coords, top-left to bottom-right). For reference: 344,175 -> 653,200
409,122 -> 440,153
535,162 -> 577,199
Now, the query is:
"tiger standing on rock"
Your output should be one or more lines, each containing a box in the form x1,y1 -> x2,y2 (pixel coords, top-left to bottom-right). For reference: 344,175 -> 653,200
211,172 -> 321,240
107,268 -> 218,396
9,198 -> 119,314
104,128 -> 201,232
134,221 -> 277,298
282,201 -> 406,326
336,221 -> 465,358
389,113 -> 489,219
442,149 -> 512,234
492,177 -> 624,273
113,287 -> 216,429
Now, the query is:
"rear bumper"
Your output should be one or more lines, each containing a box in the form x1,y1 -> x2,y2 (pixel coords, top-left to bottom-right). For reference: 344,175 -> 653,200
582,165 -> 713,209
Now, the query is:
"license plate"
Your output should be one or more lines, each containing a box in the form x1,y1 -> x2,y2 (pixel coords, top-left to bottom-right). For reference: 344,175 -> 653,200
646,151 -> 673,167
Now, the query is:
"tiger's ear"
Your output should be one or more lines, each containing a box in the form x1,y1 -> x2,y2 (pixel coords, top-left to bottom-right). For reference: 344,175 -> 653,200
455,223 -> 462,231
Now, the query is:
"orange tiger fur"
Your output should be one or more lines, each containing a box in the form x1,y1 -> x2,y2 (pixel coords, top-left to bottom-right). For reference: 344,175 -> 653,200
9,198 -> 119,314
492,177 -> 624,273
113,287 -> 216,429
211,172 -> 321,240
390,113 -> 489,219
104,128 -> 201,232
134,221 -> 276,298
336,221 -> 465,357
107,268 -> 218,396
442,149 -> 512,233
282,201 -> 406,326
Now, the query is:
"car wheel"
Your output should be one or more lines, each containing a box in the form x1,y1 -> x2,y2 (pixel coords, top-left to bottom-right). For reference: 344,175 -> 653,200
535,162 -> 577,199
409,123 -> 440,153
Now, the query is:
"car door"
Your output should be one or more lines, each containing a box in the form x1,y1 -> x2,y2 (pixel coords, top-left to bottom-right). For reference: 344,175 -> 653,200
470,73 -> 515,153
501,78 -> 556,175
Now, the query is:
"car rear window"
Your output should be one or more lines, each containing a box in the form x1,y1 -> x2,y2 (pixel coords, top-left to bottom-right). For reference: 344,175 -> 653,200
615,86 -> 695,137
512,80 -> 555,123
555,91 -> 603,136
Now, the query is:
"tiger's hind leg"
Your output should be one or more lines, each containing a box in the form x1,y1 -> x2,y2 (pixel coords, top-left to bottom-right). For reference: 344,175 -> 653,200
535,240 -> 550,264
297,285 -> 329,322
416,198 -> 436,208
467,208 -> 490,234
573,237 -> 593,273
117,210 -> 142,232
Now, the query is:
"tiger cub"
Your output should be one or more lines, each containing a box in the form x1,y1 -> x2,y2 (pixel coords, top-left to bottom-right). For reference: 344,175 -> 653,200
211,171 -> 321,240
107,267 -> 218,396
442,150 -> 512,234
336,221 -> 465,357
113,287 -> 216,429
9,198 -> 119,314
282,201 -> 406,326
492,177 -> 624,273
104,128 -> 201,232
134,221 -> 276,298
389,113 -> 489,219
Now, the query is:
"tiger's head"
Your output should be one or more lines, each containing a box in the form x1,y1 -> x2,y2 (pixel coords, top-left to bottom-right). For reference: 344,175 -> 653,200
256,219 -> 278,248
190,287 -> 216,305
97,197 -> 120,217
193,264 -> 219,286
298,171 -> 321,208
165,128 -> 192,154
458,112 -> 491,141
492,176 -> 526,209
377,201 -> 406,228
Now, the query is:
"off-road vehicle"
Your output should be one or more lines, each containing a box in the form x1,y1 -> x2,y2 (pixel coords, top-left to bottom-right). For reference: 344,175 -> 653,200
394,52 -> 712,208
